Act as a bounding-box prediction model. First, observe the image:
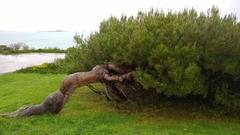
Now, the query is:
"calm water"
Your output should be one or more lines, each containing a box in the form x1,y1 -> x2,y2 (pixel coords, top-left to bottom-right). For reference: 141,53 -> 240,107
0,31 -> 76,49
0,53 -> 65,74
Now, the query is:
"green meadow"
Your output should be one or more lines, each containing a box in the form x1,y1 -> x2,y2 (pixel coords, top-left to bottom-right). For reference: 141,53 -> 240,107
0,73 -> 239,135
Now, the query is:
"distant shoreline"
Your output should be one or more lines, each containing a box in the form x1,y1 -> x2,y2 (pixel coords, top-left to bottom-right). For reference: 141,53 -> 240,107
38,30 -> 67,32
0,44 -> 66,55
0,50 -> 66,55
0,31 -> 83,49
0,51 -> 65,55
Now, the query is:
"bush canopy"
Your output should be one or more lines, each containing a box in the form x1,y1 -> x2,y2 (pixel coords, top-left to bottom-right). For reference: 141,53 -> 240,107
62,7 -> 240,111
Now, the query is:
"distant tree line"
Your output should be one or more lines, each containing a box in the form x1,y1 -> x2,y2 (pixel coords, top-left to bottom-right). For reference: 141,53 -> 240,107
0,43 -> 65,54
0,43 -> 29,51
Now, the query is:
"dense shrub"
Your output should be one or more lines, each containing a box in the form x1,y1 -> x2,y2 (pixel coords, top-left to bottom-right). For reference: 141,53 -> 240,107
17,62 -> 66,74
63,7 -> 240,111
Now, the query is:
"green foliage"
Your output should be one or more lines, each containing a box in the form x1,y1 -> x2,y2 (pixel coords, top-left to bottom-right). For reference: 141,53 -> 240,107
17,62 -> 66,74
62,7 -> 240,111
0,44 -> 65,54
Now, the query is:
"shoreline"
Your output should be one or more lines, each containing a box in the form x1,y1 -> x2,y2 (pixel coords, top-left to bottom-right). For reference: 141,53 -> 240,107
0,53 -> 65,74
0,51 -> 65,55
0,49 -> 66,55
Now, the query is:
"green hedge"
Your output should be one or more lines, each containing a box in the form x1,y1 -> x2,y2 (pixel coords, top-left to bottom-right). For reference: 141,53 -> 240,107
63,7 -> 240,111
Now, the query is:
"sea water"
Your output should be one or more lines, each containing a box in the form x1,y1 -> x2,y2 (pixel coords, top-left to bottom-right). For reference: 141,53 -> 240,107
0,53 -> 65,74
0,31 -> 80,49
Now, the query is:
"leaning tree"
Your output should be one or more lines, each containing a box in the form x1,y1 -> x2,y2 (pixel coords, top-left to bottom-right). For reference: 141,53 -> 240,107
1,64 -> 152,117
2,7 -> 240,117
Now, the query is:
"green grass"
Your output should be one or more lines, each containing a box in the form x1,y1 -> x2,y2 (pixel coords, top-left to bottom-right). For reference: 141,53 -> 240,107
0,73 -> 240,135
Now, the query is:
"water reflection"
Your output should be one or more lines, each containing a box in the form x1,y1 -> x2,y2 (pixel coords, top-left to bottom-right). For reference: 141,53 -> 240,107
0,53 -> 65,74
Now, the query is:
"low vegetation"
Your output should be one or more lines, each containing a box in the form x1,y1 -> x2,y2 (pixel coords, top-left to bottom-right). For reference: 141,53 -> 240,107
0,43 -> 65,54
17,62 -> 65,74
0,73 -> 240,135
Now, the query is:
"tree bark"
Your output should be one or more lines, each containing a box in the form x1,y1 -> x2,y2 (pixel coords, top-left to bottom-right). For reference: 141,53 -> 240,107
1,64 -> 136,117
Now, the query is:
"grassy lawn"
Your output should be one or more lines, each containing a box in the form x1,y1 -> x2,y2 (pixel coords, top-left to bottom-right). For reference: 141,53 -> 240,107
0,73 -> 239,135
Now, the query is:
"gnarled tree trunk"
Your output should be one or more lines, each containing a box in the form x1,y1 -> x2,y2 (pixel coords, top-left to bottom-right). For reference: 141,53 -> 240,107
1,64 -> 157,118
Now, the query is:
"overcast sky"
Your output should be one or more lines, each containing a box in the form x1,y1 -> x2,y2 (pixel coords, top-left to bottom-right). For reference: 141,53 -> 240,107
0,0 -> 239,32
